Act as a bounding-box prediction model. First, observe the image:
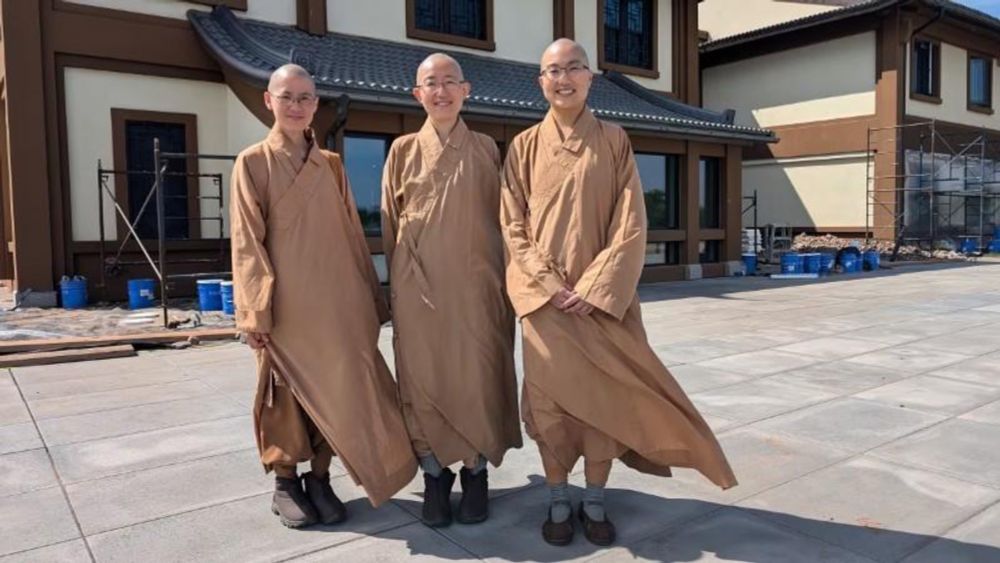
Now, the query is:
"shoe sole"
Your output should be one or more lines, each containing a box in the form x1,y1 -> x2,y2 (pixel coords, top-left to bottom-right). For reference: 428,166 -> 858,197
455,512 -> 488,525
542,533 -> 573,546
272,504 -> 315,529
421,517 -> 452,528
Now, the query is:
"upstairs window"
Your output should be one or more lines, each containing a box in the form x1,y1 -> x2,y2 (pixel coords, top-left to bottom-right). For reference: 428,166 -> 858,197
407,0 -> 495,51
600,0 -> 657,77
968,53 -> 993,113
911,38 -> 941,102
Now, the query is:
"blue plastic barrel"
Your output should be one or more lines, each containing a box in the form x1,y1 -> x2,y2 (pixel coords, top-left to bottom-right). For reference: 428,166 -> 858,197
989,239 -> 1000,254
127,278 -> 156,309
839,254 -> 858,273
220,281 -> 235,315
780,252 -> 803,274
960,238 -> 979,254
60,276 -> 87,309
802,253 -> 821,274
197,279 -> 223,311
742,253 -> 758,276
994,226 -> 1000,240
863,250 -> 880,271
819,253 -> 836,274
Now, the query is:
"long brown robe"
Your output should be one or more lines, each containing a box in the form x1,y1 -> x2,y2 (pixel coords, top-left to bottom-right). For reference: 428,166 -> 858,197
231,129 -> 417,507
500,110 -> 737,488
381,119 -> 522,467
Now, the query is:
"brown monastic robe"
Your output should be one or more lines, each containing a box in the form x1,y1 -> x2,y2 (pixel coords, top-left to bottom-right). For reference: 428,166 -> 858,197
381,119 -> 522,467
500,110 -> 737,488
231,129 -> 417,507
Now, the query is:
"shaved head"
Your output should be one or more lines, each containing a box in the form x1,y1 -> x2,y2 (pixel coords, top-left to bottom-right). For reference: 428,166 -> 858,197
268,63 -> 315,92
541,38 -> 590,69
416,53 -> 464,84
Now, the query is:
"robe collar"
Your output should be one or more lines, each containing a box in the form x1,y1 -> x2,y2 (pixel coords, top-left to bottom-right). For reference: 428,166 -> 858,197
540,107 -> 597,157
266,128 -> 324,176
417,118 -> 469,160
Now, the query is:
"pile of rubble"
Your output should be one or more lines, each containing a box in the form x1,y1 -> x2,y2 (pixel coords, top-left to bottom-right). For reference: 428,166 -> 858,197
790,234 -> 971,261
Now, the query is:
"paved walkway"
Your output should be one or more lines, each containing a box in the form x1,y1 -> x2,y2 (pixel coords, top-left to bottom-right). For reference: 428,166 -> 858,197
3,261 -> 1000,562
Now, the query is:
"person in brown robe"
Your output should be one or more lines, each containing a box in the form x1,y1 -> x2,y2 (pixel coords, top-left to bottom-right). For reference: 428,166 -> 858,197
231,64 -> 417,529
500,39 -> 737,546
381,53 -> 521,527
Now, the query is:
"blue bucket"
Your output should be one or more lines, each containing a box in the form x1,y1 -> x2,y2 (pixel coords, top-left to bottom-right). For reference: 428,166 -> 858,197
802,253 -> 821,274
780,253 -> 803,274
839,254 -> 859,273
960,238 -> 979,254
819,253 -> 836,274
989,239 -> 1000,254
197,279 -> 223,311
863,250 -> 880,271
220,281 -> 235,315
60,276 -> 87,309
742,253 -> 758,276
127,278 -> 156,309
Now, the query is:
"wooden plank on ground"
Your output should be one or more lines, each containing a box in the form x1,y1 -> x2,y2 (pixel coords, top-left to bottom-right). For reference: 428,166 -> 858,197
0,329 -> 238,355
0,344 -> 136,368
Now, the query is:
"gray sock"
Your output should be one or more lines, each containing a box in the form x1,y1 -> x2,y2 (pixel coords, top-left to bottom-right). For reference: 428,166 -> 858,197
548,482 -> 571,523
419,454 -> 443,478
583,483 -> 606,521
468,454 -> 488,475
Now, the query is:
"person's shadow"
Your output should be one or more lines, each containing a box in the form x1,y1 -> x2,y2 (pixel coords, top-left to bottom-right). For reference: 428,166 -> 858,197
317,476 -> 999,562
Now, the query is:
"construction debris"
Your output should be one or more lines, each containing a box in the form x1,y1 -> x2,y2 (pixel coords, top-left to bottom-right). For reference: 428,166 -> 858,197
790,234 -> 973,261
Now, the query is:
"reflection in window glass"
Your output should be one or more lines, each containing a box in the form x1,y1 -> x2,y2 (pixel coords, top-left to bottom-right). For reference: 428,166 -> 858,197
343,134 -> 391,236
700,157 -> 721,229
635,153 -> 680,230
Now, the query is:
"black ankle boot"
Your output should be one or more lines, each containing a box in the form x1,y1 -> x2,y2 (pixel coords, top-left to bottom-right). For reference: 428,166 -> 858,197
421,467 -> 455,527
271,476 -> 318,529
456,466 -> 489,524
302,471 -> 347,525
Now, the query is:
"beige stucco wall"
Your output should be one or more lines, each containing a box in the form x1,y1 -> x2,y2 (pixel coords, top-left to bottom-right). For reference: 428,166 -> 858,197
65,0 -> 297,24
743,154 -> 869,228
703,32 -> 876,128
574,0 -> 672,92
907,41 -> 1000,129
64,68 -> 267,242
699,0 -> 837,41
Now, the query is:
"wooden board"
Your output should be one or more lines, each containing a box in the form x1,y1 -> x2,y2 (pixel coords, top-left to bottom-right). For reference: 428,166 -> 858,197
0,344 -> 136,368
0,329 -> 238,355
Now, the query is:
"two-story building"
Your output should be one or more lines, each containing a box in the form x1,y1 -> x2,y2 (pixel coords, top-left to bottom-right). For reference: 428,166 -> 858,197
701,0 -> 1000,244
0,0 -> 771,306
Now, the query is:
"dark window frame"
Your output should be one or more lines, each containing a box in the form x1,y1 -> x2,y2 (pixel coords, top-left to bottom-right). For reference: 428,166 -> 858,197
967,50 -> 994,115
635,151 -> 681,230
342,131 -> 395,237
187,0 -> 248,11
110,108 -> 201,242
699,156 -> 722,230
597,0 -> 659,79
910,37 -> 942,104
406,0 -> 496,52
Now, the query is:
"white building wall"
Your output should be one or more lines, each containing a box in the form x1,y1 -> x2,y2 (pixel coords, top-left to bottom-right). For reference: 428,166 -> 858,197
699,0 -> 837,41
65,0 -> 297,24
907,41 -> 1000,130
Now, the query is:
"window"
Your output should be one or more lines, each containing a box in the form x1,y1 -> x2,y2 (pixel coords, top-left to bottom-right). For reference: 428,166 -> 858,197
911,38 -> 941,102
343,134 -> 392,236
599,0 -> 657,77
968,53 -> 993,113
645,242 -> 680,266
111,109 -> 199,241
407,0 -> 495,51
699,240 -> 721,264
699,157 -> 722,229
635,153 -> 680,230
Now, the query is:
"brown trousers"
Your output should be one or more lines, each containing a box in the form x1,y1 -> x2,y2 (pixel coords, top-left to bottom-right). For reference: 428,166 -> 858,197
258,377 -> 334,478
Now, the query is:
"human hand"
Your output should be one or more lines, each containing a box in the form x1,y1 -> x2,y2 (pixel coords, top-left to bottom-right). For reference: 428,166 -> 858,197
245,332 -> 270,350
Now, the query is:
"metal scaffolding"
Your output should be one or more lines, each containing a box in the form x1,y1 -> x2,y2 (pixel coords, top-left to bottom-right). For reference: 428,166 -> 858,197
97,138 -> 235,327
866,120 -> 1000,256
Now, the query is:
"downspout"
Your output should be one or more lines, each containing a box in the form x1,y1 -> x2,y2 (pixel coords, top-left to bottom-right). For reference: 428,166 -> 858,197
908,5 -> 945,42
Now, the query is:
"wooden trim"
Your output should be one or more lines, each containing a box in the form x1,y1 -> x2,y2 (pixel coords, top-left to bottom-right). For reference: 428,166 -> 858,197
553,0 -> 574,40
744,115 -> 876,160
909,35 -> 941,103
187,0 -> 247,10
873,7 -> 904,242
647,230 -> 685,242
0,91 -> 12,280
701,262 -> 725,277
639,264 -> 685,283
296,0 -> 326,36
597,0 -> 660,79
672,0 -> 699,105
110,108 -> 202,241
683,145 -> 699,263
700,229 -> 725,240
724,144 -> 741,261
405,0 -> 496,52
966,50 -> 994,114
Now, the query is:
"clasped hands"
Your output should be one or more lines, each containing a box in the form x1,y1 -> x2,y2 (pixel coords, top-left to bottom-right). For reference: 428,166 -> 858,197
549,285 -> 594,315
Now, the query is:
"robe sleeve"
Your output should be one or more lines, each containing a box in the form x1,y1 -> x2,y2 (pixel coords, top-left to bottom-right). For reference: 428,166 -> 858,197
500,139 -> 567,311
328,152 -> 392,325
573,126 -> 648,321
230,152 -> 275,333
380,142 -> 400,270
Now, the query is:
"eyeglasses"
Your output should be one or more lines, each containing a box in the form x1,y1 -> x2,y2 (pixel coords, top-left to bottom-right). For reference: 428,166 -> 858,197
268,92 -> 318,106
417,79 -> 467,92
539,64 -> 590,80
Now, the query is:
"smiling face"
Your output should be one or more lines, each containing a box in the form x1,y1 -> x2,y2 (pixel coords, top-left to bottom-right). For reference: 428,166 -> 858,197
413,54 -> 470,124
263,65 -> 318,135
538,39 -> 593,114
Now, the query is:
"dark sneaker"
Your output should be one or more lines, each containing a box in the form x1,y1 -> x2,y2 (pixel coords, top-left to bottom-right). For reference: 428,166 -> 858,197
578,502 -> 616,546
456,466 -> 489,524
271,476 -> 318,529
302,471 -> 347,525
421,468 -> 456,527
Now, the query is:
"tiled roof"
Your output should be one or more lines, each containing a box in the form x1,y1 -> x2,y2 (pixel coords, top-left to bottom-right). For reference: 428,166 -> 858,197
189,7 -> 773,143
